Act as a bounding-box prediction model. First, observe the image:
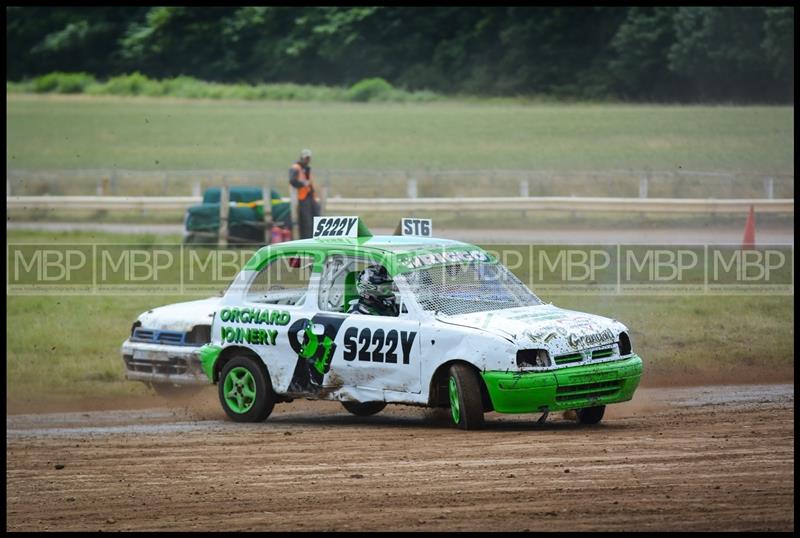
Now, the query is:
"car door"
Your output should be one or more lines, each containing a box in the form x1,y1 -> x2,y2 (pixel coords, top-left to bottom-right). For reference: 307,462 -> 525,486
316,253 -> 422,396
237,251 -> 319,394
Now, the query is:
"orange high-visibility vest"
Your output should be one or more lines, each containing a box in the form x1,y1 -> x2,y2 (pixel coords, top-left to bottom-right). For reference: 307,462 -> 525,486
291,163 -> 315,201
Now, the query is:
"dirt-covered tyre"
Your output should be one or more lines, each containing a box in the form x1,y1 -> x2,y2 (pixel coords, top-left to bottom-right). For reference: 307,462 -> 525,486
576,405 -> 605,425
150,383 -> 205,398
448,364 -> 485,430
218,356 -> 276,422
341,401 -> 386,417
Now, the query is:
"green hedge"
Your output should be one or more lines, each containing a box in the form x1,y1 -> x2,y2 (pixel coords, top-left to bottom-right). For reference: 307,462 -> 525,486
9,72 -> 441,103
32,71 -> 97,93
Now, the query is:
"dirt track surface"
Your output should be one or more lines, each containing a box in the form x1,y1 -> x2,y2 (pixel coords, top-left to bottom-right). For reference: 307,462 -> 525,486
6,384 -> 794,531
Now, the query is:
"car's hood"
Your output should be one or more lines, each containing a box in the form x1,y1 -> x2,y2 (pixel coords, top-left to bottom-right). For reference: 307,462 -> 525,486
136,297 -> 221,332
436,304 -> 625,353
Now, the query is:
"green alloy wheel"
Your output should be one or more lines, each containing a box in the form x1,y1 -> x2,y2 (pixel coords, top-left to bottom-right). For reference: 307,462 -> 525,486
449,377 -> 461,424
448,364 -> 485,430
219,356 -> 276,422
224,367 -> 256,413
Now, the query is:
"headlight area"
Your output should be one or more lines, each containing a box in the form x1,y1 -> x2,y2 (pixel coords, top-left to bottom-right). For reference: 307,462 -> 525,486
516,349 -> 551,368
618,332 -> 632,356
186,324 -> 212,345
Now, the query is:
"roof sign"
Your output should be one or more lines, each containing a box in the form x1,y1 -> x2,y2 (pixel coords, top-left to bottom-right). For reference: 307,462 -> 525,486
394,217 -> 432,237
313,216 -> 372,239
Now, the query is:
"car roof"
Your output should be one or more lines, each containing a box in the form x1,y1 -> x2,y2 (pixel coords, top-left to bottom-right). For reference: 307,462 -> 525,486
243,235 -> 488,273
280,234 -> 469,252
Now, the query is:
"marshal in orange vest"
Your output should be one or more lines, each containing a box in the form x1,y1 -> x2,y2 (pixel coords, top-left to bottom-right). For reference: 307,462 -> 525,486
290,162 -> 316,201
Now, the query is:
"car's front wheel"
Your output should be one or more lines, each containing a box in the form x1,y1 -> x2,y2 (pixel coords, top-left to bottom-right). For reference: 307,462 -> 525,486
341,401 -> 386,416
576,405 -> 605,425
218,356 -> 276,422
448,364 -> 485,430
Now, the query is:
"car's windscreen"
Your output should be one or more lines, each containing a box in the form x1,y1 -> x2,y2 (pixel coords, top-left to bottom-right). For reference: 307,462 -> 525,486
398,261 -> 543,316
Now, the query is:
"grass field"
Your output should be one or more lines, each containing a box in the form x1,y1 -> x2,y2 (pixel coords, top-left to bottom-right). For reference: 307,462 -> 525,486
6,230 -> 794,406
7,94 -> 793,173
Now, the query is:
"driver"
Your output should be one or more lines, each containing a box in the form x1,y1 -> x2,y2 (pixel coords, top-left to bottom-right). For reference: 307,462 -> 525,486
347,265 -> 399,317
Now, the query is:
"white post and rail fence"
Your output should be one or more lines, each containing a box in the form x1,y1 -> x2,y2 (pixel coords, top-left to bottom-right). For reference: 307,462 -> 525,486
7,168 -> 794,246
6,169 -> 793,199
6,194 -> 794,214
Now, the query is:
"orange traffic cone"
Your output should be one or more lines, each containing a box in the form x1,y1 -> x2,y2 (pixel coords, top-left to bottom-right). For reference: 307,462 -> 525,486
742,205 -> 756,249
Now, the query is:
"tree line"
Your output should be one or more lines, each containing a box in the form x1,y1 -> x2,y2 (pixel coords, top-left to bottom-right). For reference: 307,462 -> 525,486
6,6 -> 794,103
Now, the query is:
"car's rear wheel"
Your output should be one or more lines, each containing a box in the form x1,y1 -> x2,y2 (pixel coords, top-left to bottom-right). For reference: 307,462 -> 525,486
341,401 -> 386,417
576,405 -> 605,425
448,364 -> 485,430
219,356 -> 276,422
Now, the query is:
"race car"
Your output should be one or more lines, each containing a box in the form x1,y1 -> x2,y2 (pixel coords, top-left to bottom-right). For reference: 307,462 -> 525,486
195,216 -> 643,429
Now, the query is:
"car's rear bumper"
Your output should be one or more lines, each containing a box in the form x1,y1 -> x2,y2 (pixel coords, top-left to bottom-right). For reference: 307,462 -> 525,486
121,339 -> 209,385
481,355 -> 643,414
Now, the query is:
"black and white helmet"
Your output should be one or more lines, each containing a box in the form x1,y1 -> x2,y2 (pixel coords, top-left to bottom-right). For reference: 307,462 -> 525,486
356,265 -> 395,301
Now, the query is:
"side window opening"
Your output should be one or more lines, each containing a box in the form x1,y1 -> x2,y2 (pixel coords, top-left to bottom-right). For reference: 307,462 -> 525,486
319,255 -> 368,313
318,255 -> 399,316
246,255 -> 314,305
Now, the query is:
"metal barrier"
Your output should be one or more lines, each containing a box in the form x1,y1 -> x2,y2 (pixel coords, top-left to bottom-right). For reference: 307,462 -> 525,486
6,168 -> 795,199
7,195 -> 794,214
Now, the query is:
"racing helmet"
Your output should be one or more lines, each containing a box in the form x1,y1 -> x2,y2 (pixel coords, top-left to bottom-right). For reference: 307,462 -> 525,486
356,265 -> 395,302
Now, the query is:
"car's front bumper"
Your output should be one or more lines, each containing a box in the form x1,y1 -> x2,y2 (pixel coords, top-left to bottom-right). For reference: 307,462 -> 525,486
121,339 -> 209,385
481,355 -> 643,413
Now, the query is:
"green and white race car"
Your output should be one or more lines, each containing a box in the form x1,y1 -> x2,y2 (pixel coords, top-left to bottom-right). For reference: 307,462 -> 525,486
194,217 -> 643,429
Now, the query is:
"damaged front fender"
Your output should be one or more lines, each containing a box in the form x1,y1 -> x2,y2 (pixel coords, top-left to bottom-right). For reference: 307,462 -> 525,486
199,344 -> 223,382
